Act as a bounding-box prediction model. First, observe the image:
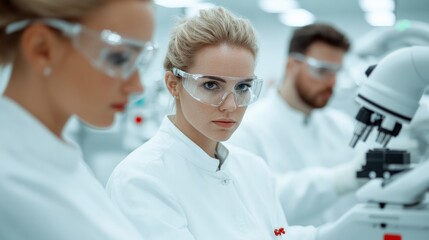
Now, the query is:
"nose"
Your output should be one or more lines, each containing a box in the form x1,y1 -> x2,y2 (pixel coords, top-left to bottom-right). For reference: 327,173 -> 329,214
219,92 -> 237,112
123,71 -> 144,95
324,73 -> 337,88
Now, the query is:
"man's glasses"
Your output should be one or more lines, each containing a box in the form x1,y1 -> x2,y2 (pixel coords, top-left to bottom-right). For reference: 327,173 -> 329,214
291,53 -> 342,80
6,18 -> 157,80
172,68 -> 263,107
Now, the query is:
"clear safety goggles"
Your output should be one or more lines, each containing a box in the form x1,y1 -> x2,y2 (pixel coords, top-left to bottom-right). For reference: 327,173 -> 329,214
6,18 -> 157,79
291,53 -> 342,80
172,68 -> 263,107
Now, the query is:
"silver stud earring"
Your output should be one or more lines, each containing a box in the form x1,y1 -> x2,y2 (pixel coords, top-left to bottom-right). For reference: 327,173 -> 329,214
43,67 -> 52,77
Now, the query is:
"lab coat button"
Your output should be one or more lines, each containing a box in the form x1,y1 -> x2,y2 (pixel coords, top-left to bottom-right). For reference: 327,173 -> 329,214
221,179 -> 230,185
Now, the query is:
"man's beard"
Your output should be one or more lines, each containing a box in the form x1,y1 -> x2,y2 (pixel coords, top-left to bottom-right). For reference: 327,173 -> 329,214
295,76 -> 333,109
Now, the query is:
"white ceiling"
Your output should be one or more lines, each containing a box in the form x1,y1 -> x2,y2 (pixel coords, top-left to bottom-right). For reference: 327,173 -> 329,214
148,0 -> 429,83
157,0 -> 429,35
213,0 -> 428,16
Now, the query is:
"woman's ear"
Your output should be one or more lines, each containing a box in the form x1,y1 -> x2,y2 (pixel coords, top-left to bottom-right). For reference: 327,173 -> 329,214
20,24 -> 66,77
165,71 -> 180,98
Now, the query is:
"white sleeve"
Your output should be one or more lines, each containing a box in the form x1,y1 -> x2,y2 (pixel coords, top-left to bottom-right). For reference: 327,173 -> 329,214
257,155 -> 318,240
285,225 -> 318,240
276,167 -> 339,225
274,199 -> 318,240
107,172 -> 196,240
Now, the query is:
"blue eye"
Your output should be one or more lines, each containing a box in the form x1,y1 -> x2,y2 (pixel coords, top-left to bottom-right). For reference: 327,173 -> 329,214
106,52 -> 130,67
236,83 -> 251,93
203,81 -> 220,90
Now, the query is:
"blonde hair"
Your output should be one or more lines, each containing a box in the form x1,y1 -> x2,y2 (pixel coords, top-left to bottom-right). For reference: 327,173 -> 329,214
0,0 -> 105,64
164,7 -> 258,71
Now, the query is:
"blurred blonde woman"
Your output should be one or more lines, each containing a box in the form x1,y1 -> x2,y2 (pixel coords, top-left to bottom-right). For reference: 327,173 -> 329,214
107,7 -> 317,239
0,0 -> 156,239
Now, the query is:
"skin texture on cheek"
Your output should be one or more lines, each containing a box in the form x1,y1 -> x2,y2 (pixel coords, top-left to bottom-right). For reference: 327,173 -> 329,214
53,43 -> 119,127
295,68 -> 334,109
178,91 -> 242,144
177,93 -> 208,143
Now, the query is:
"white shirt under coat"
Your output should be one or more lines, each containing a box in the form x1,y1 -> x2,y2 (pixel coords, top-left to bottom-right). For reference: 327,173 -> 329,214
229,89 -> 362,226
107,116 -> 317,240
0,97 -> 143,240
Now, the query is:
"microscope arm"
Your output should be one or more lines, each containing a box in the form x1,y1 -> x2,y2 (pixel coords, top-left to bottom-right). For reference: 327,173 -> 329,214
350,46 -> 429,203
317,47 -> 429,240
350,46 -> 429,148
357,46 -> 429,122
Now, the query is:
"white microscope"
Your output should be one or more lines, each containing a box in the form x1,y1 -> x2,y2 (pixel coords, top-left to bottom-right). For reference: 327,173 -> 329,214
317,46 -> 429,240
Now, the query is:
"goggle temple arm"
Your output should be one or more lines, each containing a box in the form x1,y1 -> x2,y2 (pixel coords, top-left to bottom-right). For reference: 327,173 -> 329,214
6,18 -> 81,37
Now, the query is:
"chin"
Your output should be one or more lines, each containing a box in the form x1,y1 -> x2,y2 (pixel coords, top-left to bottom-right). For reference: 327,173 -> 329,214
311,99 -> 329,109
214,131 -> 234,142
80,117 -> 115,129
218,136 -> 230,142
95,121 -> 114,129
312,103 -> 326,109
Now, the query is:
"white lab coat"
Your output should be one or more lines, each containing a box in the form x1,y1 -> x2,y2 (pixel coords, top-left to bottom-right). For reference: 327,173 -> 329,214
107,116 -> 317,240
229,89 -> 363,226
0,97 -> 143,240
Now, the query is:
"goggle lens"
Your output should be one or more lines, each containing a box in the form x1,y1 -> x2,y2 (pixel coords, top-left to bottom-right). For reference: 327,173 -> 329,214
6,18 -> 157,80
173,68 -> 263,107
291,53 -> 342,80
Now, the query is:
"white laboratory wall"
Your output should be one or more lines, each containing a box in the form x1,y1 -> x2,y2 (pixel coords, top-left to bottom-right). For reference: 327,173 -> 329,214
143,6 -> 183,83
152,5 -> 429,98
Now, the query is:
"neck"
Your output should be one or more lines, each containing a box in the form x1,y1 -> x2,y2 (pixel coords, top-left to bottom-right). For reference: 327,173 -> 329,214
4,68 -> 68,139
171,110 -> 218,158
278,77 -> 312,116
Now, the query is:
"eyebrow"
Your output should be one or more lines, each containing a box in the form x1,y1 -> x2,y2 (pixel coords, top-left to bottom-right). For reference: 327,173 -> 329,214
241,78 -> 255,82
202,75 -> 254,82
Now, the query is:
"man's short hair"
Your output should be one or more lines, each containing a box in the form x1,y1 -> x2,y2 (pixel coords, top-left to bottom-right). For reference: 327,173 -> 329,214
287,23 -> 350,55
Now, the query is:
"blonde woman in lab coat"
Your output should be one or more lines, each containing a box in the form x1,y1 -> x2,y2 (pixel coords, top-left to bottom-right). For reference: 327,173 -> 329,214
0,0 -> 156,239
107,7 -> 319,240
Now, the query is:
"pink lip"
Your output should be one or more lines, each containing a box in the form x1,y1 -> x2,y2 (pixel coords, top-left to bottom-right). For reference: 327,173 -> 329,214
111,103 -> 127,112
213,119 -> 236,128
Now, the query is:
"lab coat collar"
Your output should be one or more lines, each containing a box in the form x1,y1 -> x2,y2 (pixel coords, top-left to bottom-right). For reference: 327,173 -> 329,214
0,96 -> 83,170
272,89 -> 312,125
215,142 -> 228,170
159,116 -> 230,173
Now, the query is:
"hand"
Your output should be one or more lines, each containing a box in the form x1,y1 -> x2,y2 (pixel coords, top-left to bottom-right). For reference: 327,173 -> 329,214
328,152 -> 366,195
